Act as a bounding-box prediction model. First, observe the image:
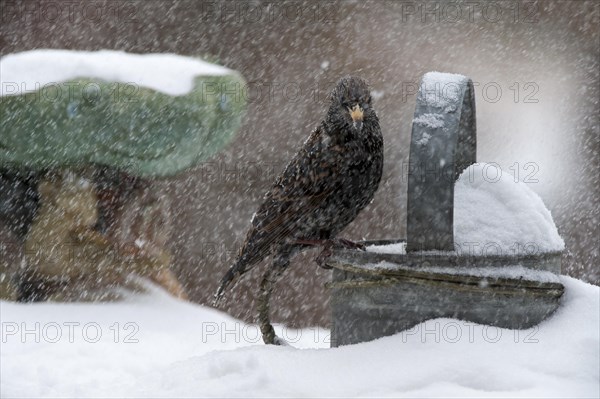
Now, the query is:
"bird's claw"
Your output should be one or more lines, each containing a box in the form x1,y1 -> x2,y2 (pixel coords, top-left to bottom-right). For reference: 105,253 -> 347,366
310,238 -> 365,269
315,245 -> 334,269
332,238 -> 366,251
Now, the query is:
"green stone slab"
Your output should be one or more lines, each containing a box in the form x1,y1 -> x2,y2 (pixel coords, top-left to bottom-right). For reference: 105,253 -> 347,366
1,72 -> 246,177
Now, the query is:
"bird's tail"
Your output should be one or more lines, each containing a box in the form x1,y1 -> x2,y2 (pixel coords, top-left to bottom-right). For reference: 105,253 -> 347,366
212,259 -> 245,306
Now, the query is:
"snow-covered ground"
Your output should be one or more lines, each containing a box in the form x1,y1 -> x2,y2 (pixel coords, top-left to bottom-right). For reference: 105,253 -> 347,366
0,50 -> 233,97
1,276 -> 598,398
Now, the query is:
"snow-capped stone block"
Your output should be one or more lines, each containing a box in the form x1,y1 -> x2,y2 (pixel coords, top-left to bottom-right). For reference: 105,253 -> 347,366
0,50 -> 246,177
327,72 -> 564,347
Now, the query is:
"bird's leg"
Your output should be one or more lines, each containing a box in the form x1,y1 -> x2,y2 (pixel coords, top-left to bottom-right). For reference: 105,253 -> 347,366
293,238 -> 324,246
257,265 -> 283,345
257,251 -> 290,345
315,241 -> 334,269
333,238 -> 367,251
294,237 -> 366,251
294,238 -> 366,269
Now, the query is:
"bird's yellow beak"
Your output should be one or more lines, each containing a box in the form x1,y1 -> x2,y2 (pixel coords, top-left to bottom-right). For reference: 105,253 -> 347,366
349,104 -> 364,122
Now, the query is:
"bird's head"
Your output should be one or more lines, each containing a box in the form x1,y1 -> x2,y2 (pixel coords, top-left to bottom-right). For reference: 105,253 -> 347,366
328,76 -> 374,133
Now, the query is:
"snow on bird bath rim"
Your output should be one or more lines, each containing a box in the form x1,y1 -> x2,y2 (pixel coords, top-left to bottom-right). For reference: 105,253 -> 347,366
0,49 -> 234,97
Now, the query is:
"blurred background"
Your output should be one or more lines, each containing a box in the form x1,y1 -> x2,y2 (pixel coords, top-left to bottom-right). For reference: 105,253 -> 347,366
1,0 -> 598,327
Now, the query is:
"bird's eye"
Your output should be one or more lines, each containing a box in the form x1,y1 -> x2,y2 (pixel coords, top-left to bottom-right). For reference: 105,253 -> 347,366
362,103 -> 369,110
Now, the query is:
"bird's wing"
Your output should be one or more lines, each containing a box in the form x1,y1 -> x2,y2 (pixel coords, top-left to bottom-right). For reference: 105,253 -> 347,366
239,125 -> 343,265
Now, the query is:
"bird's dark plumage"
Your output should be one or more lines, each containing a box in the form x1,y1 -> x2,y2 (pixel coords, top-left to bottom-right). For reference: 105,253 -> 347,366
214,77 -> 383,343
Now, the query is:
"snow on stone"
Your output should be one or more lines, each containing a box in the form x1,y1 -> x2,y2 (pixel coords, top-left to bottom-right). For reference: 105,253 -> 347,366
367,241 -> 406,254
422,71 -> 468,86
455,163 -> 565,255
1,276 -> 597,398
362,261 -> 560,283
413,113 -> 445,130
416,132 -> 432,146
0,49 -> 233,97
370,163 -> 564,257
421,71 -> 467,112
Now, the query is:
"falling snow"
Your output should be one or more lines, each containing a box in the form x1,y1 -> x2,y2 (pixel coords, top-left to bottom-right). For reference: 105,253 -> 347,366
0,2 -> 598,398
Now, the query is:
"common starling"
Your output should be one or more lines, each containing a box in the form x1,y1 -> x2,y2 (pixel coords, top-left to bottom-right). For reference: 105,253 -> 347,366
213,76 -> 384,344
